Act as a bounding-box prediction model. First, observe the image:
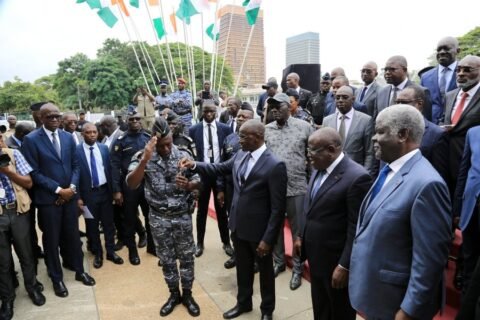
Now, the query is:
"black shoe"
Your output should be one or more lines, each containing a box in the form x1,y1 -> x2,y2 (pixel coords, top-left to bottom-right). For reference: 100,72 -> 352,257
160,289 -> 182,317
289,273 -> 302,290
0,300 -> 14,320
273,264 -> 286,278
53,281 -> 68,298
129,248 -> 141,265
28,289 -> 46,306
182,291 -> 200,317
158,259 -> 163,267
223,305 -> 252,319
261,314 -> 273,320
75,273 -> 96,286
195,243 -> 204,257
224,256 -> 236,269
93,255 -> 103,269
138,233 -> 147,248
114,240 -> 124,251
35,280 -> 44,292
222,243 -> 234,257
106,253 -> 124,265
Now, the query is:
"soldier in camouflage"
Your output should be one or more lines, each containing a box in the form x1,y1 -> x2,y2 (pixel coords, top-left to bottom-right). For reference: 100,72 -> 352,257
170,78 -> 193,135
163,110 -> 197,159
126,117 -> 201,317
285,88 -> 314,125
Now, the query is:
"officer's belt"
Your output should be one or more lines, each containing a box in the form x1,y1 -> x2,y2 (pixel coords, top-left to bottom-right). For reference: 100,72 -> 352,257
0,202 -> 17,213
151,207 -> 189,217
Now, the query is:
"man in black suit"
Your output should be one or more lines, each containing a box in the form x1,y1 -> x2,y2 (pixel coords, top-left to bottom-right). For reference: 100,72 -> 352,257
22,103 -> 95,298
294,128 -> 371,320
5,122 -> 34,150
189,101 -> 233,257
286,73 -> 312,108
180,120 -> 287,320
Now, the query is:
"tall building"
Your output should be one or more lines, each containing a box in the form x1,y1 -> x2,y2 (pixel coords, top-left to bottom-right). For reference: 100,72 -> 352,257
218,5 -> 265,87
285,32 -> 320,66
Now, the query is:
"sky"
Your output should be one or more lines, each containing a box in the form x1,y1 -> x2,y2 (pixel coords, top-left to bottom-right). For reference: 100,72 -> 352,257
1,0 -> 479,87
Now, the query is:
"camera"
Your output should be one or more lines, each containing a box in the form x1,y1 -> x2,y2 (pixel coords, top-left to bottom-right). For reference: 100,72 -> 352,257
0,153 -> 11,168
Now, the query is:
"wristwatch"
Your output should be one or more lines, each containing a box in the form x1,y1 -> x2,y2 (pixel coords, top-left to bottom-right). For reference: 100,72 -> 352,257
70,184 -> 77,194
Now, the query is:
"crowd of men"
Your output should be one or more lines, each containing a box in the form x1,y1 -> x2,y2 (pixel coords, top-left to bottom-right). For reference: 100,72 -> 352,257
1,34 -> 480,320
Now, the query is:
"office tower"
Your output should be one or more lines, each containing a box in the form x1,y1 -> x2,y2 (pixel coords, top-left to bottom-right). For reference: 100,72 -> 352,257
286,32 -> 320,66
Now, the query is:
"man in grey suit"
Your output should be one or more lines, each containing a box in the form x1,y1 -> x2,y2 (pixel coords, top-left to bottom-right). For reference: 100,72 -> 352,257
374,55 -> 432,121
356,61 -> 382,117
349,104 -> 452,319
323,86 -> 375,176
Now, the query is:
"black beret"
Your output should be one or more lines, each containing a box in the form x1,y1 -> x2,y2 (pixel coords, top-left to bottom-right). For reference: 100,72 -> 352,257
152,117 -> 170,138
30,102 -> 47,111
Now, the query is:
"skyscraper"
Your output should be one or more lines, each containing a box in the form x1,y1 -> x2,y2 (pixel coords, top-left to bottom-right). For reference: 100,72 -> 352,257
285,32 -> 320,67
218,5 -> 265,87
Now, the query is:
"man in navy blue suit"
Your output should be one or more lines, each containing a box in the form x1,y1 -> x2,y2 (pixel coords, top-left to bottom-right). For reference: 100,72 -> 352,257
421,36 -> 459,124
188,101 -> 233,258
22,103 -> 95,298
76,123 -> 123,269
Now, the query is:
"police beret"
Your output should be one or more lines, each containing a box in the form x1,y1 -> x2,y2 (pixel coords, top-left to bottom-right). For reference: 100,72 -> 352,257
177,78 -> 186,85
30,102 -> 47,111
152,117 -> 170,138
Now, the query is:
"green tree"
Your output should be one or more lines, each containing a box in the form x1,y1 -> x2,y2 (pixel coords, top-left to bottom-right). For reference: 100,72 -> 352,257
0,77 -> 57,113
458,26 -> 480,59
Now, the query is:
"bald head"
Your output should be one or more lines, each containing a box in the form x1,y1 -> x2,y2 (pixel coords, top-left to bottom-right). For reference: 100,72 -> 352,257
331,67 -> 346,79
239,120 -> 265,152
308,127 -> 342,170
456,55 -> 480,90
40,103 -> 61,131
286,73 -> 300,89
384,55 -> 408,86
331,76 -> 350,95
361,61 -> 379,85
436,37 -> 460,67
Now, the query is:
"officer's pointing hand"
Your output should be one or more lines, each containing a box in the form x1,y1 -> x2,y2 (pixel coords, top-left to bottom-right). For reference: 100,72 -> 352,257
142,136 -> 157,162
179,158 -> 195,169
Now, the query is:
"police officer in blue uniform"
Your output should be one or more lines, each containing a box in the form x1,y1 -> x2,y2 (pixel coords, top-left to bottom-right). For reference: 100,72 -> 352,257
170,78 -> 193,135
110,112 -> 154,265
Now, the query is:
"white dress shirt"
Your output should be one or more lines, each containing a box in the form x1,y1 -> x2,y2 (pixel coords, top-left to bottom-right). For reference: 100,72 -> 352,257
104,127 -> 120,148
389,78 -> 409,102
82,142 -> 107,187
383,149 -> 419,188
244,143 -> 267,179
335,108 -> 354,138
438,61 -> 457,89
451,82 -> 480,119
203,121 -> 220,163
43,126 -> 61,154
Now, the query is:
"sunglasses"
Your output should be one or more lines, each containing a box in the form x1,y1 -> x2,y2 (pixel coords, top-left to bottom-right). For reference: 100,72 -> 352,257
128,117 -> 141,122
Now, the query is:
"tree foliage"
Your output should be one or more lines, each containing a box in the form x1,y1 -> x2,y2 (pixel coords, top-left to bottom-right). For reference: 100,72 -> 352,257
458,26 -> 480,59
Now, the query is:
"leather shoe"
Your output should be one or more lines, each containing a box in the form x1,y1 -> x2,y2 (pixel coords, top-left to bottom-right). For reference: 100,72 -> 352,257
261,314 -> 273,320
289,273 -> 302,290
106,253 -> 124,265
75,273 -> 96,286
195,244 -> 204,257
222,243 -> 234,257
129,248 -> 141,265
93,255 -> 103,269
223,305 -> 252,319
28,289 -> 46,306
273,264 -> 286,278
160,290 -> 181,316
53,281 -> 68,298
0,300 -> 14,320
182,293 -> 200,317
138,233 -> 147,248
35,280 -> 44,292
114,240 -> 124,251
224,256 -> 236,269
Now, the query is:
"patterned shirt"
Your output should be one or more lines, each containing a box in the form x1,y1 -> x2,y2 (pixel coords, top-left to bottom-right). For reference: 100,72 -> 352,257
0,150 -> 33,205
292,107 -> 313,125
170,89 -> 193,127
265,117 -> 314,196
155,93 -> 173,110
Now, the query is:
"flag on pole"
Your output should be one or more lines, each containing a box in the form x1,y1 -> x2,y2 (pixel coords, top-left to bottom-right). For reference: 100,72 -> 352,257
129,0 -> 139,8
148,0 -> 159,5
111,0 -> 130,16
206,23 -> 219,41
86,0 -> 102,9
97,7 -> 118,27
76,0 -> 87,3
169,12 -> 178,34
243,0 -> 261,25
153,17 -> 166,39
176,0 -> 199,24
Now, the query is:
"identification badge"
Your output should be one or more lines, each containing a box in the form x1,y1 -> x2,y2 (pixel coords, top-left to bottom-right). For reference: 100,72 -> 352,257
207,149 -> 213,158
0,188 -> 5,199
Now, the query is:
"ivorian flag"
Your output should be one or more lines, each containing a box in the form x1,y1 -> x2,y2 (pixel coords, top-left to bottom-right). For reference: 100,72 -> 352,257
242,0 -> 262,25
98,7 -> 118,27
153,17 -> 166,39
206,23 -> 219,41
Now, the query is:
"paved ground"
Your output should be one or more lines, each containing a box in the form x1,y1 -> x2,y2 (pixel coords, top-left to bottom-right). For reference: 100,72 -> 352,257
12,213 -> 321,320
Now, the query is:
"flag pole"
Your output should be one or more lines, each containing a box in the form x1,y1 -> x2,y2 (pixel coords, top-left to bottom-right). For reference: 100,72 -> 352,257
201,12 -> 205,84
144,0 -> 173,87
159,4 -> 178,84
233,24 -> 255,96
115,4 -> 150,93
182,20 -> 196,119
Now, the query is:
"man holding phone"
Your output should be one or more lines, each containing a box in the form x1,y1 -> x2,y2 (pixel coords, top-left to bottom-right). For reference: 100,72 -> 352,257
133,86 -> 156,132
195,80 -> 219,121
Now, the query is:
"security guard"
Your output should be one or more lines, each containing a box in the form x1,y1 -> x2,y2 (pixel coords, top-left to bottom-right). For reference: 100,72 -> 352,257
133,86 -> 156,132
164,111 -> 197,158
170,78 -> 193,134
110,112 -> 154,265
126,118 -> 201,317
155,81 -> 173,111
285,88 -> 314,125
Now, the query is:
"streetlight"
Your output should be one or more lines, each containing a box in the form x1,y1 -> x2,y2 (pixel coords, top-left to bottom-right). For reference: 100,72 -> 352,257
65,68 -> 82,110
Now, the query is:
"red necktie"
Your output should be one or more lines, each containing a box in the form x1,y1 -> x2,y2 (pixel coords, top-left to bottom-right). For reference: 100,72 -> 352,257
451,92 -> 469,125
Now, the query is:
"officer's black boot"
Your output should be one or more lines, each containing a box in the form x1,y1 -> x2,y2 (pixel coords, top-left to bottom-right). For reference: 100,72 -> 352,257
128,246 -> 140,266
182,289 -> 200,317
160,288 -> 182,317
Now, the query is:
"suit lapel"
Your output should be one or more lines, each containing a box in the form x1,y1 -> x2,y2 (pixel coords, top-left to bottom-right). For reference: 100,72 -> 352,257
307,159 -> 345,213
448,71 -> 457,91
344,111 -> 358,148
458,88 -> 480,124
244,150 -> 269,185
40,129 -> 61,161
445,88 -> 460,122
79,144 -> 92,185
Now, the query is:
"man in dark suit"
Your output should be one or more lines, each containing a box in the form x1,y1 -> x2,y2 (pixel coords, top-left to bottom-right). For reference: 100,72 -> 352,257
286,73 -> 312,108
21,103 -> 95,298
180,120 -> 287,320
396,85 -> 449,182
62,112 -> 83,145
76,123 -> 123,269
5,122 -> 34,150
442,55 -> 480,197
189,101 -> 233,257
421,37 -> 459,124
356,61 -> 382,117
375,55 -> 432,121
294,127 -> 371,320
349,104 -> 451,319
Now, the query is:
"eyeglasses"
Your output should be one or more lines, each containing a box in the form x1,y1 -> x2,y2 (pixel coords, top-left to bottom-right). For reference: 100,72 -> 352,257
455,66 -> 479,73
46,115 -> 61,120
335,95 -> 351,100
361,69 -> 374,74
382,67 -> 401,72
128,117 -> 141,122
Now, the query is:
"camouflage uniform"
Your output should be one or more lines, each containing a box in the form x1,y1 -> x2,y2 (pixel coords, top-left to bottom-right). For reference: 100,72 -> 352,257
128,145 -> 199,290
173,134 -> 197,159
170,89 -> 193,134
292,107 -> 313,125
155,93 -> 173,111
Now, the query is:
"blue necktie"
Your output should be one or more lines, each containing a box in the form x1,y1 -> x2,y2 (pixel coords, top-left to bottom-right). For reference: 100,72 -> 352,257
237,152 -> 251,186
369,165 -> 391,203
359,86 -> 367,102
439,67 -> 448,95
310,170 -> 326,199
89,146 -> 100,187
